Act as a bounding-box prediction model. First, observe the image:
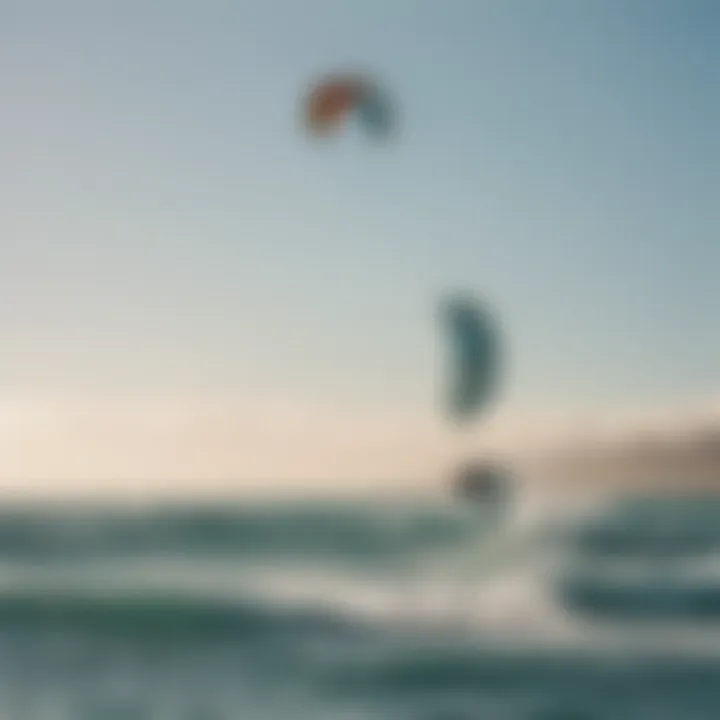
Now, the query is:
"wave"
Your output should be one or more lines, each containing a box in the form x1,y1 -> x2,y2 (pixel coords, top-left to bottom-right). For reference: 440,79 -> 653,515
0,501 -> 474,563
0,494 -> 719,650
561,576 -> 720,621
5,489 -> 716,566
325,646 -> 720,700
0,587 -> 368,642
569,496 -> 720,559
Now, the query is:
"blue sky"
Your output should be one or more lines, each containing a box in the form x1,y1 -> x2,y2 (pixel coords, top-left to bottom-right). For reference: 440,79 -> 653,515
1,1 -> 718,485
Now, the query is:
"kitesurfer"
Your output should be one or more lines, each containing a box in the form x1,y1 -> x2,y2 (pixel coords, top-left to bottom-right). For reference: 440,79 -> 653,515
451,459 -> 512,527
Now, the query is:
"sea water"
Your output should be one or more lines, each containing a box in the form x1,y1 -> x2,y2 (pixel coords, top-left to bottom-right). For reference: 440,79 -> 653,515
0,491 -> 719,719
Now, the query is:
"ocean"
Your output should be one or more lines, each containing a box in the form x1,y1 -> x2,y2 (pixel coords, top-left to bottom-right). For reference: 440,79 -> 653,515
1,490 -> 720,719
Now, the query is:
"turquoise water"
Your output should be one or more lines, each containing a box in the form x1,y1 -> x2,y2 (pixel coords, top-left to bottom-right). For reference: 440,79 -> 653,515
1,494 -> 720,718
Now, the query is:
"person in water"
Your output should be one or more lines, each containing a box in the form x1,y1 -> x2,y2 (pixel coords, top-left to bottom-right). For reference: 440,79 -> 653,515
452,460 -> 511,509
434,461 -> 512,624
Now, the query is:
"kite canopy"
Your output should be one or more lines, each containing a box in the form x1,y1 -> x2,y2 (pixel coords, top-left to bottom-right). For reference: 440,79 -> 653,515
441,292 -> 501,425
303,73 -> 392,138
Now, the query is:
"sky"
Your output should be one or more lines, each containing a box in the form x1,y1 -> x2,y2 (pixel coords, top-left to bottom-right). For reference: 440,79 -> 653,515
1,0 -> 718,494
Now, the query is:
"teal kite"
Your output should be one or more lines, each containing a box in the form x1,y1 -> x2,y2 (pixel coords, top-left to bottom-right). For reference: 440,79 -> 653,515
440,292 -> 501,425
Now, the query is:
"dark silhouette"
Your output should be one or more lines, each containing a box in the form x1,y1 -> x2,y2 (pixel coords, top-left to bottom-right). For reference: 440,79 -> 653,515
452,461 -> 511,505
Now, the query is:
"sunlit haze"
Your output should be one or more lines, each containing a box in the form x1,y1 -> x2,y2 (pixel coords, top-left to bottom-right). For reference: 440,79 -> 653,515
2,1 -> 718,496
